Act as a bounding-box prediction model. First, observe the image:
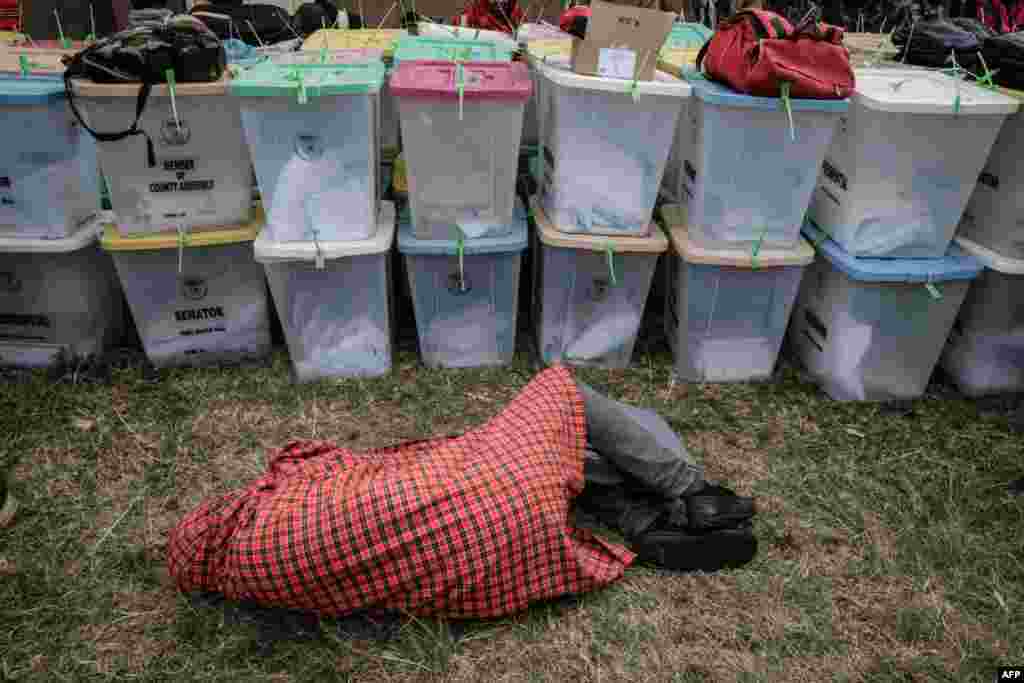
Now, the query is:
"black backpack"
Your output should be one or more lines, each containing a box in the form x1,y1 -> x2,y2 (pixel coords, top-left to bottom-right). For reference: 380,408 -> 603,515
893,19 -> 983,69
983,31 -> 1024,88
292,1 -> 363,37
190,3 -> 296,45
63,16 -> 226,169
950,17 -> 997,41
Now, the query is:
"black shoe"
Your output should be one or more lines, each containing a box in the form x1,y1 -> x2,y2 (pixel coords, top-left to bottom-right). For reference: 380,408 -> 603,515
630,520 -> 757,572
687,485 -> 756,532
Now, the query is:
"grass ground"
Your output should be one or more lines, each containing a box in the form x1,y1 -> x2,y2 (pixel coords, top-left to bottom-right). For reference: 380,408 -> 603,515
2,291 -> 1023,681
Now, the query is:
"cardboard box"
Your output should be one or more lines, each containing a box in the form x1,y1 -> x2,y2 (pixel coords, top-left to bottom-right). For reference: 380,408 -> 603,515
571,0 -> 676,81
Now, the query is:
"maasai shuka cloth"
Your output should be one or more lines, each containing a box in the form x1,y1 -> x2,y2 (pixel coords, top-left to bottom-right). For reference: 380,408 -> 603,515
167,366 -> 634,618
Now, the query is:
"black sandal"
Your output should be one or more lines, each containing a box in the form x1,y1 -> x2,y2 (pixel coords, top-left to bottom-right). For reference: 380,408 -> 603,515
630,519 -> 758,573
687,484 -> 757,532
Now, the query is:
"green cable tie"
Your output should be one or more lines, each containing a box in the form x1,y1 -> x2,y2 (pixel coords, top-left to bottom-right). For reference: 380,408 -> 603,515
751,225 -> 768,270
605,243 -> 618,286
976,52 -> 998,90
813,228 -> 826,249
312,228 -> 325,270
177,225 -> 187,275
456,61 -> 465,122
164,69 -> 183,135
18,55 -> 29,78
296,68 -> 309,104
925,281 -> 942,300
780,81 -> 795,142
457,233 -> 466,292
948,50 -> 963,115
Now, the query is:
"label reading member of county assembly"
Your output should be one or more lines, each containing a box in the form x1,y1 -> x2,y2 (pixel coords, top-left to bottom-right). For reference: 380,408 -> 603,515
598,48 -> 637,80
149,158 -> 215,194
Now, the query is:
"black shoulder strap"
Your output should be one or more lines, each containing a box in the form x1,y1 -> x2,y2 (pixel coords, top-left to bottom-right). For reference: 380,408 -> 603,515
696,37 -> 711,69
64,56 -> 157,168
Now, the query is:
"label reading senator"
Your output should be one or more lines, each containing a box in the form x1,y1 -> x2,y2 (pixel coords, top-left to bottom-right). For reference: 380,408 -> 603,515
174,306 -> 225,323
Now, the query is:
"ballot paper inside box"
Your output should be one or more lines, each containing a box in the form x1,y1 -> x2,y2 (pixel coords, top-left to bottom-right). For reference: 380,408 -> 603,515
787,220 -> 982,401
661,205 -> 814,383
398,209 -> 527,369
255,202 -> 397,382
532,200 -> 666,369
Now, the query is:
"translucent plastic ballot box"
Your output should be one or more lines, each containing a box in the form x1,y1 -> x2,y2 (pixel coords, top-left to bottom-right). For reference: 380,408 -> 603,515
301,29 -> 405,61
393,35 -> 515,65
416,22 -> 519,50
532,199 -> 666,369
0,219 -> 124,367
674,77 -> 847,248
0,75 -> 100,239
231,61 -> 386,243
788,220 -> 983,401
391,60 -> 531,241
101,217 -> 272,368
70,76 -> 255,235
661,203 -> 814,383
534,56 -> 690,236
940,236 -> 1024,397
301,29 -> 406,153
398,210 -> 527,368
807,69 -> 1018,258
956,88 -> 1024,261
256,202 -> 397,381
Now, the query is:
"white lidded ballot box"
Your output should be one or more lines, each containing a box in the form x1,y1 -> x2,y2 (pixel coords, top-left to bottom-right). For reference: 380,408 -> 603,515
956,89 -> 1024,260
532,199 -> 666,368
0,75 -> 100,239
70,76 -> 254,235
675,77 -> 846,248
788,221 -> 982,401
536,56 -> 690,236
391,60 -> 531,241
522,41 -> 572,150
398,208 -> 527,368
0,219 -> 123,367
661,204 -> 814,383
231,61 -> 386,243
102,217 -> 272,368
940,236 -> 1024,396
255,202 -> 397,382
808,69 -> 1018,258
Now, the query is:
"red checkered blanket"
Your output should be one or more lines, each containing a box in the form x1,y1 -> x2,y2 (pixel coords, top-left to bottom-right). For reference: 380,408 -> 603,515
168,367 -> 634,618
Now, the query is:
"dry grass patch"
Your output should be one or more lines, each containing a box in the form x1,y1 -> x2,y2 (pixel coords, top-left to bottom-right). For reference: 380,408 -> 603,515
685,430 -> 771,493
77,587 -> 178,675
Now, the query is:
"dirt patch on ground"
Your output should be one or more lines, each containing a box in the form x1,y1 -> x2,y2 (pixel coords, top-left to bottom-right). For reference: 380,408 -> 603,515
685,430 -> 772,494
77,587 -> 178,675
830,574 -> 1009,672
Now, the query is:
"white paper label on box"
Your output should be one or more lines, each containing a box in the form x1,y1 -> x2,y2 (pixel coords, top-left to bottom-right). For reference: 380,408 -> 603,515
598,48 -> 636,80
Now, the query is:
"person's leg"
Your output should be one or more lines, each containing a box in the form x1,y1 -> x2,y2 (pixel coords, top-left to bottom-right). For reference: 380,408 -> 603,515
575,381 -> 757,571
577,381 -> 705,500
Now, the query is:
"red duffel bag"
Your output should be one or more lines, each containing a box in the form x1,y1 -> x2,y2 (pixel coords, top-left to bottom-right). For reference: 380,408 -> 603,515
696,9 -> 855,99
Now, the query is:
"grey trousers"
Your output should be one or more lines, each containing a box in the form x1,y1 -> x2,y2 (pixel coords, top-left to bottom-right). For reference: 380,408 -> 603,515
576,382 -> 706,537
